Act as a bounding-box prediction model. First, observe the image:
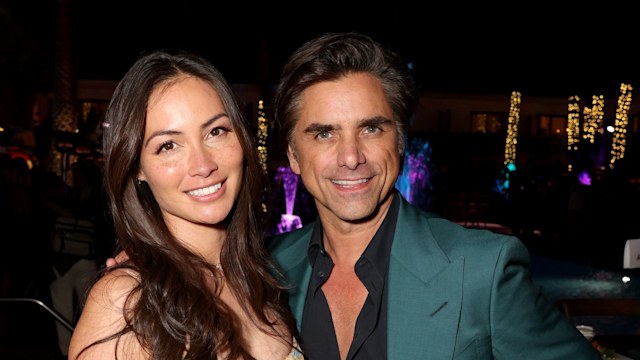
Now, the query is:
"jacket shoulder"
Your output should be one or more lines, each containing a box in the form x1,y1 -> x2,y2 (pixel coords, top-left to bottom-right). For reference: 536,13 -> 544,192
267,223 -> 315,253
402,202 -> 521,257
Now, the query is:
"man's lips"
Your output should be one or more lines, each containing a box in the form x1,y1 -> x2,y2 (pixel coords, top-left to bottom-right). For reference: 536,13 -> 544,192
331,178 -> 371,186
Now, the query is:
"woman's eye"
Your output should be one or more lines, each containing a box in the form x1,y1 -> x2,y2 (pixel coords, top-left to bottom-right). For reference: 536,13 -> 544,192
156,141 -> 175,154
210,126 -> 229,137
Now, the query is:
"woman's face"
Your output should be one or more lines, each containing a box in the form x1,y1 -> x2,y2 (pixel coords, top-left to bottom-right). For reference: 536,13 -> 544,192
138,76 -> 244,234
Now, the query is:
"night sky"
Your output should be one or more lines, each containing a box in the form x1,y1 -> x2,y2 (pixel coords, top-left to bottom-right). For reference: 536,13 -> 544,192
3,1 -> 639,99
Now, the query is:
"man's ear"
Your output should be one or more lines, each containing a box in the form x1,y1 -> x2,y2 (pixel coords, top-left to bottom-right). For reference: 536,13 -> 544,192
287,144 -> 301,175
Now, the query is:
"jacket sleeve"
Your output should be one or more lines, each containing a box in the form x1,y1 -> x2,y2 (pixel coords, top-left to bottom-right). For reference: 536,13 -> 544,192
488,237 -> 601,359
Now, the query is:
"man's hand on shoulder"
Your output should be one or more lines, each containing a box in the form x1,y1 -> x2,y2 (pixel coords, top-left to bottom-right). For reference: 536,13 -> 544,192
105,250 -> 129,268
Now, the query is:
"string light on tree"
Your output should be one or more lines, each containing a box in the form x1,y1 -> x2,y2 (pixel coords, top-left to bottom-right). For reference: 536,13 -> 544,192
567,95 -> 581,172
610,83 -> 633,169
256,100 -> 269,214
582,95 -> 604,144
582,106 -> 592,141
592,95 -> 605,137
257,100 -> 268,174
504,91 -> 521,166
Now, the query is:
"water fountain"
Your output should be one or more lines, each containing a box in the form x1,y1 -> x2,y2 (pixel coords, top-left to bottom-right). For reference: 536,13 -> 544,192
395,137 -> 433,211
274,166 -> 302,234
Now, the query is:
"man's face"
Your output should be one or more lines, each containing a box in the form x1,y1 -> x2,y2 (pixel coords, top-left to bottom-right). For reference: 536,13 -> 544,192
287,73 -> 401,225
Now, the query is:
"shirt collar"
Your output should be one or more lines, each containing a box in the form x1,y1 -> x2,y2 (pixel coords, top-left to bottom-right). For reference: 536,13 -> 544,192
306,191 -> 401,273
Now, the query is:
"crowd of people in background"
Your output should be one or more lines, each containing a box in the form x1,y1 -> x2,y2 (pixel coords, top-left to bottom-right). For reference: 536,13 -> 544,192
0,153 -> 111,297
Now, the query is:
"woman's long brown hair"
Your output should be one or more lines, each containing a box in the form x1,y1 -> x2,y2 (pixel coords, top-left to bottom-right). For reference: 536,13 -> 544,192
79,50 -> 296,359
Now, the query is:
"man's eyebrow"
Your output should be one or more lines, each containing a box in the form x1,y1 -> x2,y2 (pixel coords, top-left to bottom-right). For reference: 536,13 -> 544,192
301,116 -> 393,134
358,116 -> 393,128
302,123 -> 336,134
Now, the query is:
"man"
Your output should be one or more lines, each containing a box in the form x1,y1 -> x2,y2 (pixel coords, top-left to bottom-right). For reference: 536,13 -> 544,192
268,32 -> 600,359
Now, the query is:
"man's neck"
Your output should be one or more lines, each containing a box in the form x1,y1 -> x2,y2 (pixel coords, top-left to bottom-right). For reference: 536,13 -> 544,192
319,195 -> 394,266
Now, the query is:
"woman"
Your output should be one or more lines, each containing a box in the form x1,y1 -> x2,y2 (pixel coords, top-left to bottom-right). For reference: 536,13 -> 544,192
68,50 -> 301,359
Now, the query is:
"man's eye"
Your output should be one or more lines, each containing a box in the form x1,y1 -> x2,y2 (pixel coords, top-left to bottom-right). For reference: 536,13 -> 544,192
317,131 -> 331,139
365,126 -> 379,133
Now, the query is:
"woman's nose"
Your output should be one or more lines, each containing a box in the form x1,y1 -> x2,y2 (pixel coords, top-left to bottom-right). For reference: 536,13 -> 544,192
188,145 -> 218,177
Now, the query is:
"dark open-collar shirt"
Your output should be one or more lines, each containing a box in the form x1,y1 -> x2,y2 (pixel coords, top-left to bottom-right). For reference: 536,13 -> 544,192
300,193 -> 400,360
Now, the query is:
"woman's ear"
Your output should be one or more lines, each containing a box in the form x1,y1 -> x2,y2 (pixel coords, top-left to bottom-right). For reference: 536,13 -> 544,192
137,170 -> 147,183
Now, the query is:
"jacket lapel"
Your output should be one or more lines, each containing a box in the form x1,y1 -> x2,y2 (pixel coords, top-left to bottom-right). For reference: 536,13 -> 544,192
269,225 -> 314,331
387,197 -> 464,359
270,196 -> 465,358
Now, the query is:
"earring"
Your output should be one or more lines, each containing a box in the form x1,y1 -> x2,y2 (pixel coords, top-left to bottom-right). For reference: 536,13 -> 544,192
136,178 -> 142,185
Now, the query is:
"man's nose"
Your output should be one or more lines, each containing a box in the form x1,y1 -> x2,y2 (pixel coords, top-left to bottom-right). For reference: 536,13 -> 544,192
337,136 -> 366,169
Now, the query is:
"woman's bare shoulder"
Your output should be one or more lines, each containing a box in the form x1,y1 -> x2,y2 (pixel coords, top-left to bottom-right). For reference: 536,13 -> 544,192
68,268 -> 144,359
88,268 -> 140,305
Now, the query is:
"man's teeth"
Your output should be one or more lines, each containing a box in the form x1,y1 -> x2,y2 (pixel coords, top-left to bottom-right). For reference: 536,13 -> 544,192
188,183 -> 222,196
332,179 -> 369,186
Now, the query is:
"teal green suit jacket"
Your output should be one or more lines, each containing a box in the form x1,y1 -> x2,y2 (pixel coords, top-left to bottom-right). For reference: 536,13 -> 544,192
269,194 -> 600,359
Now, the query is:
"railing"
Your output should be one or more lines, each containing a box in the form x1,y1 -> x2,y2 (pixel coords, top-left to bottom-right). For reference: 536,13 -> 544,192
0,297 -> 74,332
